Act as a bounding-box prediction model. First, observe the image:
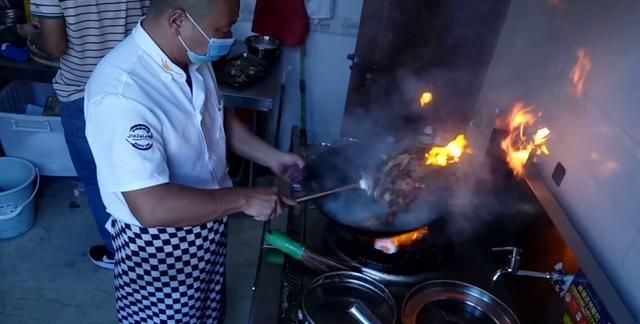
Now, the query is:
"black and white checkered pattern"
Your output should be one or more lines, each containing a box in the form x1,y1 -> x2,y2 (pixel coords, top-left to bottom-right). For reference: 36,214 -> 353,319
112,217 -> 228,324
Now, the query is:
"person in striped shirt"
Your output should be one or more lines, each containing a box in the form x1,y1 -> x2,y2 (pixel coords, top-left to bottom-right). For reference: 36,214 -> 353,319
31,0 -> 150,269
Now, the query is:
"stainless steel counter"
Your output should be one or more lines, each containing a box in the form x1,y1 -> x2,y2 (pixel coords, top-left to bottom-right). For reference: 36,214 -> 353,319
248,127 -> 302,324
218,65 -> 280,112
525,167 -> 636,324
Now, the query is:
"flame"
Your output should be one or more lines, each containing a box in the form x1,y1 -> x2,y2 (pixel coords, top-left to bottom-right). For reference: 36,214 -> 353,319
420,92 -> 433,107
500,103 -> 551,177
570,48 -> 592,98
425,134 -> 468,167
374,228 -> 430,254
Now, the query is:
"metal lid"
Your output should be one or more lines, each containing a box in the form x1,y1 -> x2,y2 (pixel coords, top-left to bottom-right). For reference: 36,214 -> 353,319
301,271 -> 397,324
402,280 -> 520,324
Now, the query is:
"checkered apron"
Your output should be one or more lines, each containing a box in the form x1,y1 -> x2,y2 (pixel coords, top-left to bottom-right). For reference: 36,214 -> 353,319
112,217 -> 228,324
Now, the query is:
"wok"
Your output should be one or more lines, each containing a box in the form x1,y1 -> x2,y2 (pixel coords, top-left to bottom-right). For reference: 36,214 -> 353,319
302,141 -> 460,236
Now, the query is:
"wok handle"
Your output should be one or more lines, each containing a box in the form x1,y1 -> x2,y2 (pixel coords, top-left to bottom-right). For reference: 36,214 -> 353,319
295,183 -> 359,203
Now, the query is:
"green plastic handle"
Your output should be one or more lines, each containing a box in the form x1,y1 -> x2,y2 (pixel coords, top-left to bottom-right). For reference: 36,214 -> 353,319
265,230 -> 305,260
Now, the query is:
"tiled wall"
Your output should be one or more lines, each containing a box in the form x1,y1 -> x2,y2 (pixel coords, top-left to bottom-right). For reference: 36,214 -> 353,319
471,0 -> 640,320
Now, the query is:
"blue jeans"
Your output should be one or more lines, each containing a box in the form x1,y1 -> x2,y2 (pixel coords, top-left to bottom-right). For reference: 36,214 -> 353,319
61,98 -> 114,253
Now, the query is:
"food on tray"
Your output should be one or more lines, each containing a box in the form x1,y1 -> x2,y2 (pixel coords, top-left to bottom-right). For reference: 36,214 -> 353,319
224,59 -> 263,84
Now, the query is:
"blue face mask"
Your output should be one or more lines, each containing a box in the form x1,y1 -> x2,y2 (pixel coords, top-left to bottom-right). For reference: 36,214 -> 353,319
178,12 -> 235,64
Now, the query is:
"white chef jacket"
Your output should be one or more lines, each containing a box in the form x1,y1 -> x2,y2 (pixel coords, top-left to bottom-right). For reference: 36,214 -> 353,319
84,21 -> 232,227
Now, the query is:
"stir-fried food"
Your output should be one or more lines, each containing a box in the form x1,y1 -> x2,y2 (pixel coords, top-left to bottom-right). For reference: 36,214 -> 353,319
373,147 -> 429,210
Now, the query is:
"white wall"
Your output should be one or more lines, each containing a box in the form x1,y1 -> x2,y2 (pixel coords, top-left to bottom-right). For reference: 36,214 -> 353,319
471,0 -> 640,320
233,0 -> 363,149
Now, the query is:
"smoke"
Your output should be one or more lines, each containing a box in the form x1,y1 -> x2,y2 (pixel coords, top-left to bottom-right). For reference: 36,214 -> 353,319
325,0 -> 544,238
310,128 -> 541,238
443,150 -> 541,242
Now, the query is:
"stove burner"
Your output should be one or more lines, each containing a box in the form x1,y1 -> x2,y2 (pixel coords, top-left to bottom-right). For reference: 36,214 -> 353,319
324,219 -> 453,285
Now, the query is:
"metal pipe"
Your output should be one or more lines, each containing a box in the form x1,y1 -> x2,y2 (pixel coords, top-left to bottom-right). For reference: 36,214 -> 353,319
491,269 -> 510,287
492,268 -> 559,287
516,270 -> 554,280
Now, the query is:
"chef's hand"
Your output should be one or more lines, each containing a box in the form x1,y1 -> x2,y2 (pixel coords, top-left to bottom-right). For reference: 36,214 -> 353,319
269,152 -> 305,183
242,188 -> 296,221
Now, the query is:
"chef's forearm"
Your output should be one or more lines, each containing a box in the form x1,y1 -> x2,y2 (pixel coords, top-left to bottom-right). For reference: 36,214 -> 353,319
123,184 -> 248,227
225,113 -> 280,167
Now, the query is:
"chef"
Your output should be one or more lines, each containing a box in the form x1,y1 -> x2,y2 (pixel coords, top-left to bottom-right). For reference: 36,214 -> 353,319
84,0 -> 302,322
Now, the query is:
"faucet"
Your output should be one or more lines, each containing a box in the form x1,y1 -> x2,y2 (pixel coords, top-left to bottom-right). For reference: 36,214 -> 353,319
491,247 -> 572,292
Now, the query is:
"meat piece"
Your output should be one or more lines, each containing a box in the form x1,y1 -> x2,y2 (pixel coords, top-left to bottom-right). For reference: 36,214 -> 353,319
395,178 -> 414,191
382,154 -> 410,174
374,150 -> 427,211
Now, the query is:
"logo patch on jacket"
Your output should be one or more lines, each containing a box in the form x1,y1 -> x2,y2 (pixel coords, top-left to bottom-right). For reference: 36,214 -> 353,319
126,124 -> 153,151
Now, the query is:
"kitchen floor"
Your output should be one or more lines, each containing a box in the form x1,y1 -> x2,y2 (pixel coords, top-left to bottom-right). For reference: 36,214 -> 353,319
0,178 -> 264,324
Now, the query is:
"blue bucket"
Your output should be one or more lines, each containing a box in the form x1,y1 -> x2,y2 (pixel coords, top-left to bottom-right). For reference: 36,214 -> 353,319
0,157 -> 40,239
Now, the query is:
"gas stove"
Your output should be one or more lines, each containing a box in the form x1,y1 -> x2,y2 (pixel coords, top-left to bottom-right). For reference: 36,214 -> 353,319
249,127 -> 582,324
268,201 -> 479,323
253,193 -> 521,324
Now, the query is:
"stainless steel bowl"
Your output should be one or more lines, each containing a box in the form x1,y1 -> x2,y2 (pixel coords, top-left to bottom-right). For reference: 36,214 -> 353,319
402,280 -> 520,324
245,35 -> 281,62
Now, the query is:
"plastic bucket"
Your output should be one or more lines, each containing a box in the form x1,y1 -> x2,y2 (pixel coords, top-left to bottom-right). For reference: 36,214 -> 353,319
0,157 -> 40,239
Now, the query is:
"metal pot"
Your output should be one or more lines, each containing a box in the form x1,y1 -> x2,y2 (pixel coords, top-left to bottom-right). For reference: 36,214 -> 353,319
401,280 -> 520,324
299,271 -> 397,324
245,35 -> 281,61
